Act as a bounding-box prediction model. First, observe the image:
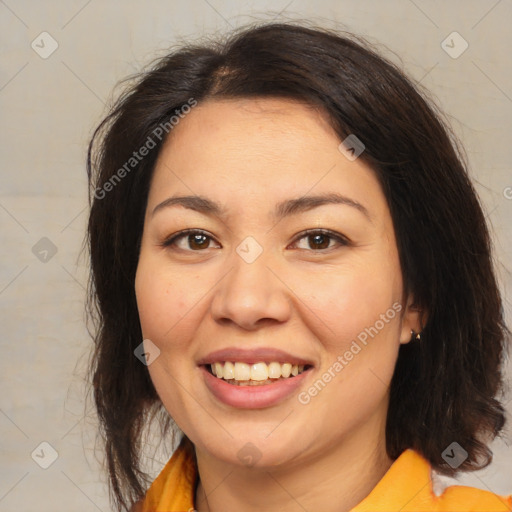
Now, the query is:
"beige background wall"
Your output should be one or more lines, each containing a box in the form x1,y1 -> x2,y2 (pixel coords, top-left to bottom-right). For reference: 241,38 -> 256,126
1,0 -> 511,510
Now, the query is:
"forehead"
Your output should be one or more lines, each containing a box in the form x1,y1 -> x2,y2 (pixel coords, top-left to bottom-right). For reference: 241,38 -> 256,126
165,97 -> 339,155
148,97 -> 387,223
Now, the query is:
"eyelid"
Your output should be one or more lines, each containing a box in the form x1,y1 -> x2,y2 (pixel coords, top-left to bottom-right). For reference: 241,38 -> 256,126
161,229 -> 218,249
289,228 -> 350,250
161,228 -> 350,251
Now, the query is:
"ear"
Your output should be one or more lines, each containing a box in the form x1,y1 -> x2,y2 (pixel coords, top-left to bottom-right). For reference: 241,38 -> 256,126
399,294 -> 427,345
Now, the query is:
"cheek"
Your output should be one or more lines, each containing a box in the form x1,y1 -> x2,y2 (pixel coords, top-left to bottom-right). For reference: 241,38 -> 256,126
322,262 -> 403,400
299,260 -> 402,351
134,258 -> 201,422
135,257 -> 201,343
295,269 -> 402,427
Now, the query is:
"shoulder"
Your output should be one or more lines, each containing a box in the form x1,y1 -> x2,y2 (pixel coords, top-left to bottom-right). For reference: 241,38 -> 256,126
429,459 -> 511,511
434,482 -> 512,511
132,436 -> 197,512
353,449 -> 512,512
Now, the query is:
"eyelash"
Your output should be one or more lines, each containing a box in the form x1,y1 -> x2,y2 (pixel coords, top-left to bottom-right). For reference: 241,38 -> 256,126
161,228 -> 350,253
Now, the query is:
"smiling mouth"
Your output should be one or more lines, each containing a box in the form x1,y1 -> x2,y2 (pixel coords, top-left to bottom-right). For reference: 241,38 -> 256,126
205,361 -> 312,386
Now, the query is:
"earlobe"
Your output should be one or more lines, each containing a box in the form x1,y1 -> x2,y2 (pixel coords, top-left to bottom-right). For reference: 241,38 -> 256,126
399,295 -> 427,344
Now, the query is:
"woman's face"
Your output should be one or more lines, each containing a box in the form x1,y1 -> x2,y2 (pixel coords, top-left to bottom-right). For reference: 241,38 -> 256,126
135,97 -> 418,468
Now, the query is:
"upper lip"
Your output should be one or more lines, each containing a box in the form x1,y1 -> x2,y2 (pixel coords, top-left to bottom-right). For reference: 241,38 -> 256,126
197,347 -> 314,366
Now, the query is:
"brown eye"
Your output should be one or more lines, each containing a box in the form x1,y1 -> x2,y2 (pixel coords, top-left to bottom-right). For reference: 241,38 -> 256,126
291,229 -> 349,251
162,230 -> 220,251
307,233 -> 330,250
162,228 -> 349,253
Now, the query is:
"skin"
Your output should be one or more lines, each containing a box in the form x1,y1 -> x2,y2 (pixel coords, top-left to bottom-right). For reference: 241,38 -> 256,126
135,97 -> 423,512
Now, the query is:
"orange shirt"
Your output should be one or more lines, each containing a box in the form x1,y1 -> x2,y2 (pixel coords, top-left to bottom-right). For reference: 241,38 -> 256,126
138,438 -> 511,511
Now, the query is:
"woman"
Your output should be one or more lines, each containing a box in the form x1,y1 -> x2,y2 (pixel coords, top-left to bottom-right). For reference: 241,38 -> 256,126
86,22 -> 512,512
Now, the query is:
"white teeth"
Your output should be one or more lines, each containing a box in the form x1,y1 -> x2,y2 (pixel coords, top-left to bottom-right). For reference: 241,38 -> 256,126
223,361 -> 235,380
209,361 -> 308,382
268,362 -> 281,379
234,362 -> 251,381
250,362 -> 268,381
281,363 -> 292,378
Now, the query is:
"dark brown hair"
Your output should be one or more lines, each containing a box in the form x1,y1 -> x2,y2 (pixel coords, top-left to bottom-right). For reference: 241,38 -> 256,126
85,21 -> 510,511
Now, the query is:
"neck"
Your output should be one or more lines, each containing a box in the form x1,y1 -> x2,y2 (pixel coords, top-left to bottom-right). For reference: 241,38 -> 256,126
194,412 -> 393,512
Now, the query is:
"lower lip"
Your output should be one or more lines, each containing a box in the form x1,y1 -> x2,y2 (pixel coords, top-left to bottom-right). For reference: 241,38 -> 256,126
201,366 -> 312,409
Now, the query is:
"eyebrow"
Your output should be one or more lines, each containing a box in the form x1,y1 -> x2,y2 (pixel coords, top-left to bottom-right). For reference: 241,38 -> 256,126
151,192 -> 372,222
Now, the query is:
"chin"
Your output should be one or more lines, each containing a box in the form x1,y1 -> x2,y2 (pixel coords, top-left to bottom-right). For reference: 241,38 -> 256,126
188,418 -> 317,470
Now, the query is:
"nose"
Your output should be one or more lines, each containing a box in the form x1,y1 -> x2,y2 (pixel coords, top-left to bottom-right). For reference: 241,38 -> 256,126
210,250 -> 292,331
